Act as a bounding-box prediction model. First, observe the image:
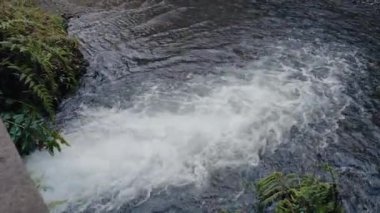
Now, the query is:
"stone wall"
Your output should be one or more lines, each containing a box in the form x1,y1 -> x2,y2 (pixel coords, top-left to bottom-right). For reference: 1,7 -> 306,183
0,120 -> 48,213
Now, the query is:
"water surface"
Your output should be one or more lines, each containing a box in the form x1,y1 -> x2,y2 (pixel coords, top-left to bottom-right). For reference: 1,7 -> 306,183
27,0 -> 380,212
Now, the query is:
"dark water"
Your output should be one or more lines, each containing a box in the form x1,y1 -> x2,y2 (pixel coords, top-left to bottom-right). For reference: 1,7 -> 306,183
28,0 -> 380,212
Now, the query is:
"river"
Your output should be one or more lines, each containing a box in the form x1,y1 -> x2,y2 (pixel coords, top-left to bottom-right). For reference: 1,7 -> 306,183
27,0 -> 380,212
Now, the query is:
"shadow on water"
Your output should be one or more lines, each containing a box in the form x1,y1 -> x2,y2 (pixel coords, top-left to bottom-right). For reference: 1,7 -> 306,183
29,0 -> 380,212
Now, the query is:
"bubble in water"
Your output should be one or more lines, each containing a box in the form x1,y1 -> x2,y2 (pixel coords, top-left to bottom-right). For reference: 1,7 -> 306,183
26,42 -> 355,212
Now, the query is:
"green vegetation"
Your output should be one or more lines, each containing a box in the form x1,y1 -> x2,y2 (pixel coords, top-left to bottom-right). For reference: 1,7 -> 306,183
0,0 -> 85,155
256,168 -> 343,213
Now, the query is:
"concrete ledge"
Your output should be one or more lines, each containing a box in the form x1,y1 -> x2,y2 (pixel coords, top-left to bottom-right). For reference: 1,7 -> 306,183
0,120 -> 49,213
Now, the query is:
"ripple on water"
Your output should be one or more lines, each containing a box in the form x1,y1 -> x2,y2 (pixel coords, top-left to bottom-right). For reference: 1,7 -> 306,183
27,41 -> 360,212
27,0 -> 380,212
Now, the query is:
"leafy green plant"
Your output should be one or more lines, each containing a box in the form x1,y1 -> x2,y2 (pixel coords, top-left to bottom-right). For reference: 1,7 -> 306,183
1,106 -> 68,155
256,168 -> 343,213
0,0 -> 85,155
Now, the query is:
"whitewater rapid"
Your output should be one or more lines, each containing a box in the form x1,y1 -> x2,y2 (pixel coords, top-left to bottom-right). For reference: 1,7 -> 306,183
26,41 -> 358,212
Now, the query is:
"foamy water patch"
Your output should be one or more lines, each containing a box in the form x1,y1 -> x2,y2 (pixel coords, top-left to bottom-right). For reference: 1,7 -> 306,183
26,43 -> 356,212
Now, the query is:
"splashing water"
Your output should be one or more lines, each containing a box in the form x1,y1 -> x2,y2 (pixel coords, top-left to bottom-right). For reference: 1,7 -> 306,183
26,42 -> 357,212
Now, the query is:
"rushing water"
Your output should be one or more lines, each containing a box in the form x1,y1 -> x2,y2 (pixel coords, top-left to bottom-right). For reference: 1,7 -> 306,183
27,0 -> 380,212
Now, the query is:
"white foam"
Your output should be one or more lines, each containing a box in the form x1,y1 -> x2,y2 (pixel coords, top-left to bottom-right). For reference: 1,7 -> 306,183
26,43 -> 354,212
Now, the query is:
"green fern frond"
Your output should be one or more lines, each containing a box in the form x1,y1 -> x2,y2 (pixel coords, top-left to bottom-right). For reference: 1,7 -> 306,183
256,171 -> 343,213
0,0 -> 85,155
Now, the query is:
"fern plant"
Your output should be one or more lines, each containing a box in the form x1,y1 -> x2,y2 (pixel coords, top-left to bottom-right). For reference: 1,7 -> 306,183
256,168 -> 343,213
0,0 -> 85,155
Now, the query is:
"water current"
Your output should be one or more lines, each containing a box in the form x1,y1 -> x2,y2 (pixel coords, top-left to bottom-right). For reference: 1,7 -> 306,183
27,0 -> 380,212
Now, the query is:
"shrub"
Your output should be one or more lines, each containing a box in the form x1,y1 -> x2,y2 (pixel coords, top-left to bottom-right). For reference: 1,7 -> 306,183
1,106 -> 68,155
0,0 -> 85,155
256,167 -> 343,213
